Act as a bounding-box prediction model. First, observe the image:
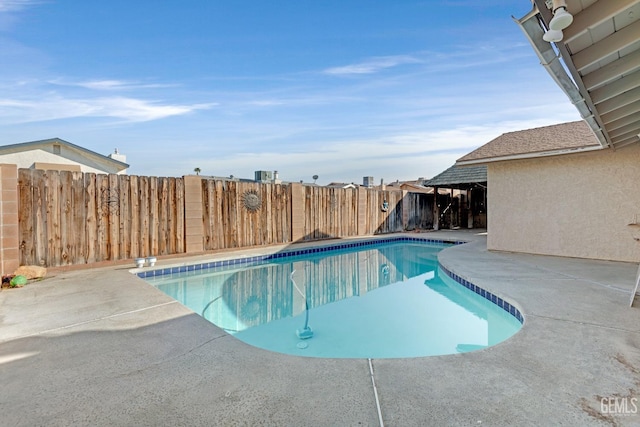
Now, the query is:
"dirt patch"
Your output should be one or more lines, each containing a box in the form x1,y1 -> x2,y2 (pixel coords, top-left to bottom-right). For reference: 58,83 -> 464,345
579,397 -> 617,426
579,353 -> 640,426
615,354 -> 640,380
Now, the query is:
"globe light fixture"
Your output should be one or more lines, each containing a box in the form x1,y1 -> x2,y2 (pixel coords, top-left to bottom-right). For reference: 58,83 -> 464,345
543,29 -> 564,43
549,6 -> 574,31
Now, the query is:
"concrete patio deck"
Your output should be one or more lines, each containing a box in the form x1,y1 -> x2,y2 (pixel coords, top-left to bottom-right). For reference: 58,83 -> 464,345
1,230 -> 639,426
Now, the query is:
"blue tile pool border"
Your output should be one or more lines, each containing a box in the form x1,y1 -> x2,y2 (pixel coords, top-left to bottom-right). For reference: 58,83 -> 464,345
439,264 -> 524,324
135,236 -> 462,279
135,235 -> 523,324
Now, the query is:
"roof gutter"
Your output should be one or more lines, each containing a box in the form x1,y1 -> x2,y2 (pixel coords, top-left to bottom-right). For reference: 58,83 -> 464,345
456,143 -> 604,166
513,7 -> 611,149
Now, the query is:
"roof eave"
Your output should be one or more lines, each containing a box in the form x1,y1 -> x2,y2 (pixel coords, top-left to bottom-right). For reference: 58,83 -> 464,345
513,8 -> 611,149
457,144 -> 604,166
56,138 -> 130,169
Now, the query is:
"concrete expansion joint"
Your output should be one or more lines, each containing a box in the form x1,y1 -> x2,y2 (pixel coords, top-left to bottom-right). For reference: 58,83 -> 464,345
528,313 -> 640,334
0,301 -> 179,343
368,358 -> 385,427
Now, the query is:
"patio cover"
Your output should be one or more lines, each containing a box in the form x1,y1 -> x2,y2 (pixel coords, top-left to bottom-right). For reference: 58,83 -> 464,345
423,165 -> 487,190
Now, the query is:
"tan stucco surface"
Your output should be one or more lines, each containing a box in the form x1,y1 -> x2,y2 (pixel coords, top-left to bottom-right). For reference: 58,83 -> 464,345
487,143 -> 640,262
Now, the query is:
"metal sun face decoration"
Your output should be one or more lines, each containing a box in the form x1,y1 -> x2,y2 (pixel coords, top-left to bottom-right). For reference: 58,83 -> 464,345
242,190 -> 262,212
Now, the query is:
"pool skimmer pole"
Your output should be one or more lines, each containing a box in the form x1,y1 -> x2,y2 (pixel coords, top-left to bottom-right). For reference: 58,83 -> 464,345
291,270 -> 313,339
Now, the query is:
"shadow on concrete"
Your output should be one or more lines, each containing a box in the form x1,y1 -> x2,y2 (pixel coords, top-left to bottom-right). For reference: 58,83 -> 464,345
0,308 -> 379,426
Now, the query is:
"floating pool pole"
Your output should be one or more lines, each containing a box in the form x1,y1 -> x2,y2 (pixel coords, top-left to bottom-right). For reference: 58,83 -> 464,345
291,270 -> 313,339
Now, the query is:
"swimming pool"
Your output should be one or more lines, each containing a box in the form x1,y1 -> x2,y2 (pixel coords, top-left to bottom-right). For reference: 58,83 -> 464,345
143,238 -> 523,358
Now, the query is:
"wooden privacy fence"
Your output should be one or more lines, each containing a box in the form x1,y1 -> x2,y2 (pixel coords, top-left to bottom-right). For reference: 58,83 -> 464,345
18,169 -> 184,266
202,179 -> 291,250
297,187 -> 434,241
300,186 -> 359,241
17,170 -> 436,268
364,189 -> 404,235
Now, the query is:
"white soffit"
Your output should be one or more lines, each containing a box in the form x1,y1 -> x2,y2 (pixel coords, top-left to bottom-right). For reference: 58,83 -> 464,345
518,0 -> 640,149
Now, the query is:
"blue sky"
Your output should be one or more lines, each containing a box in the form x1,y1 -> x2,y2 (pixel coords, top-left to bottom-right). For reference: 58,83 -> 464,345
0,0 -> 581,184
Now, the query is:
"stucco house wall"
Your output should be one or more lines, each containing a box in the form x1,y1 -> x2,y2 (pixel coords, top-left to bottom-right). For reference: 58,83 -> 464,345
487,143 -> 640,262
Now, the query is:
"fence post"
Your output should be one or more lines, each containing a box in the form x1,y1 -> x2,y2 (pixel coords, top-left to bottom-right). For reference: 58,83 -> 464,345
290,183 -> 305,242
0,164 -> 19,276
401,190 -> 409,230
183,175 -> 204,253
433,187 -> 440,230
357,187 -> 367,236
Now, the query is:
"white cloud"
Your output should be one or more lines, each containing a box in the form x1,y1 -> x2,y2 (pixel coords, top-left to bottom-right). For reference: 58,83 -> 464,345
64,80 -> 139,90
324,55 -> 422,76
95,97 -> 213,121
0,96 -> 215,123
49,79 -> 179,91
322,42 -> 527,78
0,0 -> 40,13
245,100 -> 285,107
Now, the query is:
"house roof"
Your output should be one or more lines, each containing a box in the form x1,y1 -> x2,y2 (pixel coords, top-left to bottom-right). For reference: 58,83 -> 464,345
398,182 -> 433,194
327,182 -> 358,189
423,165 -> 487,190
0,138 -> 129,169
516,1 -> 640,150
457,121 -> 600,165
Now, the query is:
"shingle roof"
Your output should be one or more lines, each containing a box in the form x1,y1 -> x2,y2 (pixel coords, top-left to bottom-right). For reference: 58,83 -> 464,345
423,165 -> 486,189
457,121 -> 600,164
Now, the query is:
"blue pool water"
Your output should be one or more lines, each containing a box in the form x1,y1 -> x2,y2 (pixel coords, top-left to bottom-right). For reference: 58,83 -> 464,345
144,240 -> 522,358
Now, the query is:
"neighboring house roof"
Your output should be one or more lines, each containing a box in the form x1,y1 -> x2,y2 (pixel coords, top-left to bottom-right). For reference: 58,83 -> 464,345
457,121 -> 600,165
207,175 -> 256,183
423,165 -> 487,190
327,182 -> 358,189
399,182 -> 433,194
516,1 -> 640,150
0,138 -> 129,173
393,179 -> 425,186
